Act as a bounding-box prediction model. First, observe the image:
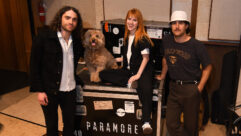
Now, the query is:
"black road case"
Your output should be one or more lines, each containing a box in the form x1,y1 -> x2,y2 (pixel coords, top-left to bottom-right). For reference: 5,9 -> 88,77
74,71 -> 164,136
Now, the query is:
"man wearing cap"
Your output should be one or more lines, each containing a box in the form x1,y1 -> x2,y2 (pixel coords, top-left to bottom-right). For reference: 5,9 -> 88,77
156,11 -> 212,136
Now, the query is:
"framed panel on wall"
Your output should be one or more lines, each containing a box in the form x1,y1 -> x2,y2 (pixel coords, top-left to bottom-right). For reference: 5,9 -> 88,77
208,0 -> 241,41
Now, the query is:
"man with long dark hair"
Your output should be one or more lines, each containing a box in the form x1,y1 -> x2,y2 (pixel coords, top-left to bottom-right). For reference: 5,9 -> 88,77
30,6 -> 84,136
157,11 -> 212,136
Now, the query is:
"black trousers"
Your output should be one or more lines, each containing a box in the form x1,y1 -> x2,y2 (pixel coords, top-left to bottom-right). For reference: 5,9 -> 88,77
166,82 -> 200,136
100,68 -> 153,123
41,89 -> 76,136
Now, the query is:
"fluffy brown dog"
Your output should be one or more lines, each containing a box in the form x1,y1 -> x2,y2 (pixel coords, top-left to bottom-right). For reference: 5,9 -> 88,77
83,30 -> 118,82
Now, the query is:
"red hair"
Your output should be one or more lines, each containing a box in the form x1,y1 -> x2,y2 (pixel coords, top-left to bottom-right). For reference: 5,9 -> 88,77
124,8 -> 153,47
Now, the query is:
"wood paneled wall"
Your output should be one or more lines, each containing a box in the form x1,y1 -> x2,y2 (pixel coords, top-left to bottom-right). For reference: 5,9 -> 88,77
0,0 -> 32,72
0,0 -> 17,70
205,43 -> 238,93
31,0 -> 44,35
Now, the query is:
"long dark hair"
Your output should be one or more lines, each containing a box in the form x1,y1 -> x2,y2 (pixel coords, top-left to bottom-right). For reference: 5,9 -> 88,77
49,6 -> 83,39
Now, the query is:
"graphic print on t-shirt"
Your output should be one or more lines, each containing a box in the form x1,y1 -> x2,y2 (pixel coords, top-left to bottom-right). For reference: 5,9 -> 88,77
165,48 -> 191,65
169,56 -> 177,64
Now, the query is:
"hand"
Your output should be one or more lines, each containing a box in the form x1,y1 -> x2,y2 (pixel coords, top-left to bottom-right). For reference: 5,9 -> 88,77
38,92 -> 48,106
128,74 -> 140,84
197,85 -> 203,93
115,57 -> 123,62
155,75 -> 163,80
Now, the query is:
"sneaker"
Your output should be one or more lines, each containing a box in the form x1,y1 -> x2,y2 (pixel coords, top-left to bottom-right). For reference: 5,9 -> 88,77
142,122 -> 153,135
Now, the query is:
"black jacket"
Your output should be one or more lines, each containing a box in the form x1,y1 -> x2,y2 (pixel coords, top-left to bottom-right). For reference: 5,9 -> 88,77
29,27 -> 84,94
122,36 -> 153,75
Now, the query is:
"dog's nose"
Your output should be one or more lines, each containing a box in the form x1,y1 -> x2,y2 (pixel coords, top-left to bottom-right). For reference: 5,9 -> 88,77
92,39 -> 95,43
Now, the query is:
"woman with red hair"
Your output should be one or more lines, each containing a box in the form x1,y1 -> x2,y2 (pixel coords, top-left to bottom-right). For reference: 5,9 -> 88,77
100,8 -> 154,135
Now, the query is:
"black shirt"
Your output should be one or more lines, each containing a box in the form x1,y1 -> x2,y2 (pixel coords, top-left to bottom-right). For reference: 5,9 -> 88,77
163,35 -> 211,80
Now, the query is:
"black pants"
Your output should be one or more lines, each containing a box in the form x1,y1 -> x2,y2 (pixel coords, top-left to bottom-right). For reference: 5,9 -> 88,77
166,82 -> 200,136
41,90 -> 76,136
100,68 -> 153,123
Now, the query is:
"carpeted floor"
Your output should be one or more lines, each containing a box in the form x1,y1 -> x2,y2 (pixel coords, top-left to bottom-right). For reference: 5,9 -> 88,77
0,87 -> 63,136
0,113 -> 45,136
0,69 -> 29,95
0,87 -> 227,136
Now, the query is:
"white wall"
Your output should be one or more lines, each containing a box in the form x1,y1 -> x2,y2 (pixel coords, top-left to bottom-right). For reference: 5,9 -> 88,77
44,0 -> 102,28
104,0 -> 170,22
42,0 -> 240,41
195,0 -> 212,41
95,0 -> 104,29
44,0 -> 170,29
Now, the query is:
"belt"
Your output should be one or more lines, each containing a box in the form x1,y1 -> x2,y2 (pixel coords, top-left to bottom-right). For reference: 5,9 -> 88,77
171,80 -> 199,85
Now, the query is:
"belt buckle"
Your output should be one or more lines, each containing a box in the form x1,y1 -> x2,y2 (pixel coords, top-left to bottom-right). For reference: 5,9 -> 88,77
177,80 -> 182,85
194,80 -> 198,84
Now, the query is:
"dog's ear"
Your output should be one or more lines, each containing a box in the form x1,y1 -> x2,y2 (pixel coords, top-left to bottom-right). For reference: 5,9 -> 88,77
83,30 -> 91,47
98,31 -> 105,46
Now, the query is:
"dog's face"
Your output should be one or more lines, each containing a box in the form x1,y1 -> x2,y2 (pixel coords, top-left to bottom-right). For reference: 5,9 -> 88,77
83,30 -> 105,49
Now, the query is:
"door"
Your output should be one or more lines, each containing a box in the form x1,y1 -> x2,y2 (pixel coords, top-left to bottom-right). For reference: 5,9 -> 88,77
0,0 -> 32,72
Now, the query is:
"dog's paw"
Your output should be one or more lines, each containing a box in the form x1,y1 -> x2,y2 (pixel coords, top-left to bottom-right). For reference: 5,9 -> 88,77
90,74 -> 95,82
92,76 -> 101,83
90,73 -> 101,83
111,63 -> 118,69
